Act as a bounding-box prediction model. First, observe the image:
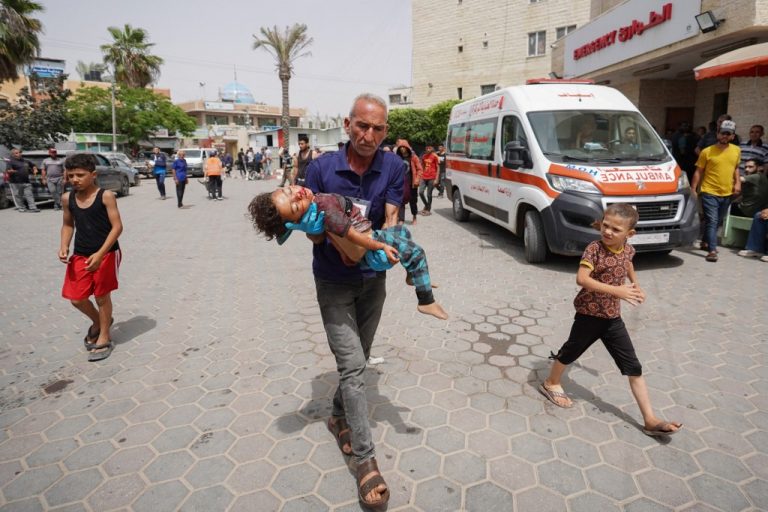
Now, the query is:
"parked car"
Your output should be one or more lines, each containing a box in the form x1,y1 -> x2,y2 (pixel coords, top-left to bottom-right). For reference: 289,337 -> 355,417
132,151 -> 155,178
1,150 -> 130,209
108,157 -> 140,186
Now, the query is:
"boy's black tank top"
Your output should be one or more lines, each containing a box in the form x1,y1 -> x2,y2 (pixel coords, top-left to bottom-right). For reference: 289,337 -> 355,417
70,189 -> 119,256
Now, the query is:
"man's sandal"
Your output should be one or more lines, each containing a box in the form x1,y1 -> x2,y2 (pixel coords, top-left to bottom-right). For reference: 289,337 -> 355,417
84,317 -> 114,350
87,341 -> 114,362
327,417 -> 352,456
356,457 -> 389,511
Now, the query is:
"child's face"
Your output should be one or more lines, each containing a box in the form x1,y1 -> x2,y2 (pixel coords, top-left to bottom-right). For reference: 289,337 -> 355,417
272,185 -> 315,223
600,213 -> 635,248
66,168 -> 97,191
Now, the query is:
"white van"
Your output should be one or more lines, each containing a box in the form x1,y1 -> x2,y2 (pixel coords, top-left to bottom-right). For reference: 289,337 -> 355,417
444,79 -> 698,263
175,148 -> 218,177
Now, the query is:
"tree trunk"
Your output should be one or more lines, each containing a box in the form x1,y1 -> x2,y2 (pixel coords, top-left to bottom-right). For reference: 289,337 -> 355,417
280,75 -> 290,167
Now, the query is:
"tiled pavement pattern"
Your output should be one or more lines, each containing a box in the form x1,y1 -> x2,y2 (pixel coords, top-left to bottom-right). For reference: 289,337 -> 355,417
0,175 -> 766,511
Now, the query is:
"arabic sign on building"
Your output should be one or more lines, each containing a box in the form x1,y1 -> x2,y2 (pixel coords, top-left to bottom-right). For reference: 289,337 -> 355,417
564,0 -> 700,77
204,101 -> 235,111
25,58 -> 66,78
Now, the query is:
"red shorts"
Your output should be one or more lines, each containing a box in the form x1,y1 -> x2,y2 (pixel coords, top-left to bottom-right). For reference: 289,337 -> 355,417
62,250 -> 121,300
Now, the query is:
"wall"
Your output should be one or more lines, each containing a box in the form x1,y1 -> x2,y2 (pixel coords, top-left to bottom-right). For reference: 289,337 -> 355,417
637,79 -> 697,131
728,76 -> 768,138
410,0 -> 591,108
693,77 -> 729,129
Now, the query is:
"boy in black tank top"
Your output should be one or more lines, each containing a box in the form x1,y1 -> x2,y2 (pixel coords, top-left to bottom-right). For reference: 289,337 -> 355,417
59,153 -> 124,362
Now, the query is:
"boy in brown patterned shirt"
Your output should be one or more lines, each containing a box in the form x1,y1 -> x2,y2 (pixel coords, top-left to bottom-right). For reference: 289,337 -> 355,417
539,203 -> 683,436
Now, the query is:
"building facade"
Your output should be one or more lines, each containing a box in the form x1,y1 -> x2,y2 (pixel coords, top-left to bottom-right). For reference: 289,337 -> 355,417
404,0 -> 592,109
553,0 -> 768,138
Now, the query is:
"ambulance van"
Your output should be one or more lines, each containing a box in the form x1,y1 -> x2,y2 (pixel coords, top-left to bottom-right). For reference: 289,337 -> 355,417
444,79 -> 698,263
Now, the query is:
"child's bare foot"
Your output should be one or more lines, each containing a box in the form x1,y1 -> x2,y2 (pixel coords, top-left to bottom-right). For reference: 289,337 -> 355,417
642,419 -> 683,436
417,302 -> 448,319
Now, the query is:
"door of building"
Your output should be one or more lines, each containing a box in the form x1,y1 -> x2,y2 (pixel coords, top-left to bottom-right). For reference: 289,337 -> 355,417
665,107 -> 694,134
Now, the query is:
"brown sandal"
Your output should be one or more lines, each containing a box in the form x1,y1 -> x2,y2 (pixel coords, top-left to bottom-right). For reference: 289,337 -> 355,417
327,417 -> 352,456
357,457 -> 389,511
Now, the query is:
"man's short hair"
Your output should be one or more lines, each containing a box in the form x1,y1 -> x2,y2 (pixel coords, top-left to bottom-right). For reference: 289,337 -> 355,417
298,135 -> 309,144
64,153 -> 97,172
349,93 -> 387,119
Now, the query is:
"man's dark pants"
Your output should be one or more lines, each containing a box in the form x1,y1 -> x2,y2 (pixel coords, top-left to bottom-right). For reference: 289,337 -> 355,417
315,274 -> 386,463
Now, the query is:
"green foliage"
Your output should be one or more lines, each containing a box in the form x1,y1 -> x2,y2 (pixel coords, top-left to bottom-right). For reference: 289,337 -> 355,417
0,0 -> 44,82
386,99 -> 461,146
0,76 -> 71,148
100,24 -> 163,88
67,86 -> 196,147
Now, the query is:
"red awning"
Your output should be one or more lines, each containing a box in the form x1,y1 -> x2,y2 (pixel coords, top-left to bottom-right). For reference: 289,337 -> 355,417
694,42 -> 768,80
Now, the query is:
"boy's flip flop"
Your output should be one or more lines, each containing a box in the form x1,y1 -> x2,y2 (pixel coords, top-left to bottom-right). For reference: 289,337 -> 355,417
84,317 -> 114,350
87,341 -> 114,362
539,382 -> 573,408
643,422 -> 683,436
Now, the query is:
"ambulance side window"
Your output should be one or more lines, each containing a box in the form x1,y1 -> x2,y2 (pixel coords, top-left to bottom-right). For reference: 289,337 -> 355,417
466,118 -> 496,161
448,123 -> 468,156
501,116 -> 528,152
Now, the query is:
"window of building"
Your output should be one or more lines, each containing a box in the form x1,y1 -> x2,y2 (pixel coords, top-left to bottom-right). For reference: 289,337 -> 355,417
528,31 -> 546,56
290,118 -> 299,128
530,0 -> 543,3
206,114 -> 229,125
458,45 -> 463,53
556,25 -> 577,40
457,87 -> 463,100
480,84 -> 497,95
482,40 -> 489,48
389,94 -> 402,104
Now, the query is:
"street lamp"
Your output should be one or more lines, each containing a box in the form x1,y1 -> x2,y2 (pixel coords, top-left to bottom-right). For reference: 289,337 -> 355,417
110,73 -> 117,151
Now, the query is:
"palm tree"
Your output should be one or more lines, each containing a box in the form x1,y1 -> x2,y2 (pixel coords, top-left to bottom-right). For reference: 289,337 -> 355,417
0,0 -> 44,82
252,24 -> 313,158
100,24 -> 163,88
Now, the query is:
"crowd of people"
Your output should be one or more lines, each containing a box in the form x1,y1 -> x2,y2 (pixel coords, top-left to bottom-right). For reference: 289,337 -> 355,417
670,116 -> 768,262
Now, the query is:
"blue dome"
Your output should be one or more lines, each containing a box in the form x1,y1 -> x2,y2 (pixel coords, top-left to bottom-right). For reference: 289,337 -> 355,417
221,82 -> 255,103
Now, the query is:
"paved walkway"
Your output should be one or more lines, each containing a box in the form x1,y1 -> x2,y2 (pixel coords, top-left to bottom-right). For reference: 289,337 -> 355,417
0,174 -> 766,511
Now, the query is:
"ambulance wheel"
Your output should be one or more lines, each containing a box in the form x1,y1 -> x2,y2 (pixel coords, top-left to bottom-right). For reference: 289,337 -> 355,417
452,189 -> 470,222
524,210 -> 548,263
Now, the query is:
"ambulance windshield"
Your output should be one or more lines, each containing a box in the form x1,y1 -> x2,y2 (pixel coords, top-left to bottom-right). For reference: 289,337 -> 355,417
527,110 -> 670,164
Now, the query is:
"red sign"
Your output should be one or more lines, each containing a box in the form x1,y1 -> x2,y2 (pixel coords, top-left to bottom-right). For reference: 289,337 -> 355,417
573,3 -> 672,61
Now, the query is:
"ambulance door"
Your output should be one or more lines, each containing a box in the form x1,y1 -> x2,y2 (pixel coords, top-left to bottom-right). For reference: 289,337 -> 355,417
497,114 -> 533,229
460,116 -> 500,223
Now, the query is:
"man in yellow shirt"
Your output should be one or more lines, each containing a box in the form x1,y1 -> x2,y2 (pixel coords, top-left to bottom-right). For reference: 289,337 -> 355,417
691,120 -> 741,262
204,149 -> 224,201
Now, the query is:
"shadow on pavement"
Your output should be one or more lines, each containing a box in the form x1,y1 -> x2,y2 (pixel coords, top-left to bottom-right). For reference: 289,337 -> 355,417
112,315 -> 157,345
527,365 -> 671,444
433,206 -> 687,273
274,369 -> 414,436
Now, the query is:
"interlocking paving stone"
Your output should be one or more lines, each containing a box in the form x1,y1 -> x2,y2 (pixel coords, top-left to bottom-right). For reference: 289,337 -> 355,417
42,469 -> 102,508
143,451 -> 195,483
688,474 -> 750,511
179,485 -> 234,512
569,491 -> 623,512
538,460 -> 587,496
413,477 -> 461,511
131,481 -> 190,512
635,469 -> 695,508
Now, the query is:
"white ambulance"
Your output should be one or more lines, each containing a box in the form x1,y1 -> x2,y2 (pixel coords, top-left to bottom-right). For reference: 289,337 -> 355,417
444,79 -> 698,263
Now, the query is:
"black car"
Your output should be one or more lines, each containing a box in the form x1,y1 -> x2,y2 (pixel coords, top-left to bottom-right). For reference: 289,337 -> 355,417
1,150 -> 129,209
